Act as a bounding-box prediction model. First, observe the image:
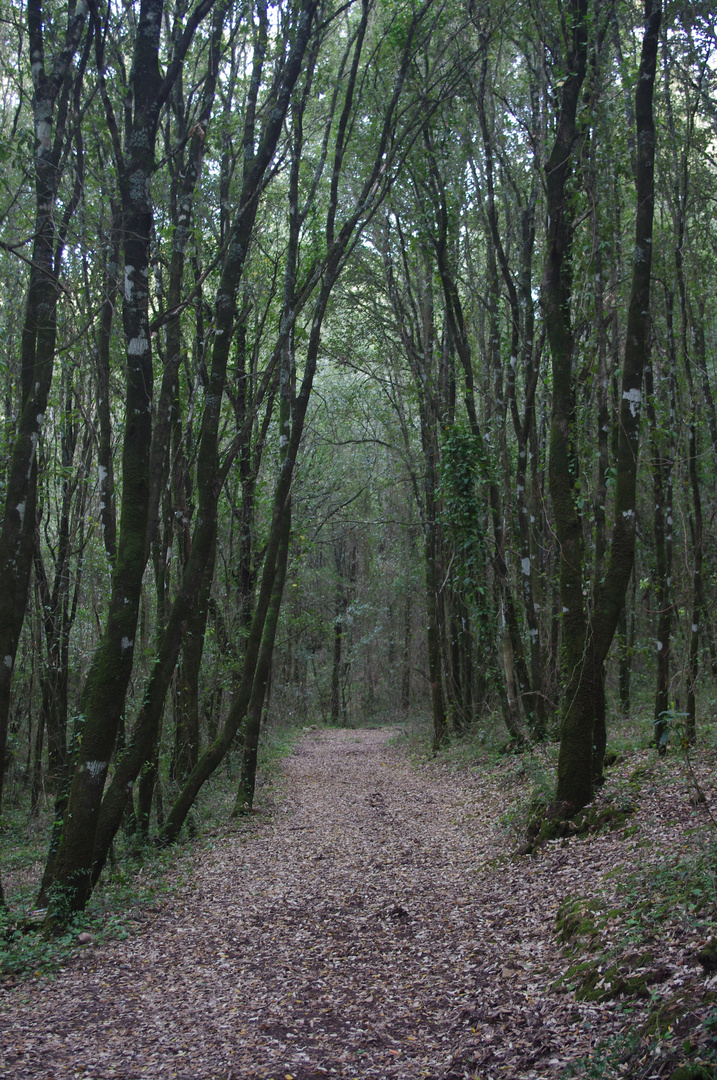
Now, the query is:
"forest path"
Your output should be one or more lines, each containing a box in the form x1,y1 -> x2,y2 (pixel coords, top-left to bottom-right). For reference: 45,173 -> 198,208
1,728 -> 641,1078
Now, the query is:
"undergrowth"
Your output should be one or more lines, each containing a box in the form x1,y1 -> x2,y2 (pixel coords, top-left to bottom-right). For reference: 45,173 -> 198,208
550,740 -> 717,1079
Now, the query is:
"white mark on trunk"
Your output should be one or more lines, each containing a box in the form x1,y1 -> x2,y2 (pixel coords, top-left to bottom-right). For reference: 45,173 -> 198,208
521,557 -> 531,576
622,387 -> 642,417
128,333 -> 149,356
657,641 -> 663,651
36,119 -> 51,151
121,636 -> 134,651
622,509 -> 635,519
562,606 -> 570,614
692,623 -> 699,634
124,266 -> 134,301
129,170 -> 149,201
99,464 -> 107,487
16,501 -> 26,529
26,431 -> 38,480
3,655 -> 12,670
85,760 -> 106,781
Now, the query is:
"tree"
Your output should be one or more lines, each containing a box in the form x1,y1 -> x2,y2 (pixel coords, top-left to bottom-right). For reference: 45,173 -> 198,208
0,0 -> 89,904
544,0 -> 661,811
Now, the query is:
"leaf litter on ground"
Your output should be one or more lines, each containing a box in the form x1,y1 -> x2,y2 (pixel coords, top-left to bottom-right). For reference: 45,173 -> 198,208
1,727 -> 716,1079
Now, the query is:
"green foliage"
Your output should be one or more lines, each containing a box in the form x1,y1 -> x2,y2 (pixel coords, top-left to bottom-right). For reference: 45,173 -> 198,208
561,1025 -> 645,1079
655,708 -> 692,751
439,424 -> 489,579
438,423 -> 497,671
0,909 -> 82,980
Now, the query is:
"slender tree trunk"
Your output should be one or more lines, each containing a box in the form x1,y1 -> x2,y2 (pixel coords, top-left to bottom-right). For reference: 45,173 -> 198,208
95,200 -> 121,564
685,309 -> 706,744
234,500 -> 292,812
0,0 -> 88,830
646,342 -> 673,745
330,540 -> 346,725
401,577 -> 412,714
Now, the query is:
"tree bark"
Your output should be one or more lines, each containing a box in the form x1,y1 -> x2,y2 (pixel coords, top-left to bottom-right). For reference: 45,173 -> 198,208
0,0 -> 88,832
547,0 -> 660,811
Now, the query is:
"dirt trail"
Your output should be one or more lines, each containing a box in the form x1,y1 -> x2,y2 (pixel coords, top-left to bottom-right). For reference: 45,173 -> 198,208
0,728 -> 681,1078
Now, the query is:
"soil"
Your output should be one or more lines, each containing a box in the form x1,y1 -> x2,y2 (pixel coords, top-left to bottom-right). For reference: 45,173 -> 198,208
1,727 -> 715,1079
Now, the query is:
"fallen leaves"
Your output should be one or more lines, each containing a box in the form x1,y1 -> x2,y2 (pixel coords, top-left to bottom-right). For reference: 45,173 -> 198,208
0,730 -> 715,1079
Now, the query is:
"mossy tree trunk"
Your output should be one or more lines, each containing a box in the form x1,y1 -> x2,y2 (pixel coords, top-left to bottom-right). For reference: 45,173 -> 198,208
234,499 -> 293,813
547,0 -> 661,812
42,0 -> 215,921
234,0 -> 375,804
542,0 -> 590,807
0,0 -> 88,854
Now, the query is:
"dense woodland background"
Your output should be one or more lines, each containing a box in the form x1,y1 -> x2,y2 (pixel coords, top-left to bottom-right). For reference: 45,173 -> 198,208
0,0 -> 714,924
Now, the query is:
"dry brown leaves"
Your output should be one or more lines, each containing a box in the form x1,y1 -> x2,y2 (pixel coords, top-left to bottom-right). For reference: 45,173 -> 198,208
1,729 -> 715,1080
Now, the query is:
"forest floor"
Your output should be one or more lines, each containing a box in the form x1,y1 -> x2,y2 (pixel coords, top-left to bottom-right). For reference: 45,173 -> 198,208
1,726 -> 717,1080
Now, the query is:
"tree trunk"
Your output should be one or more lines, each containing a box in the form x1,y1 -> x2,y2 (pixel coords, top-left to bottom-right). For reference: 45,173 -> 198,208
330,540 -> 347,726
0,0 -> 88,827
684,309 -> 706,744
548,0 -> 660,811
542,0 -> 590,808
234,499 -> 292,812
401,575 -> 412,714
646,334 -> 673,746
